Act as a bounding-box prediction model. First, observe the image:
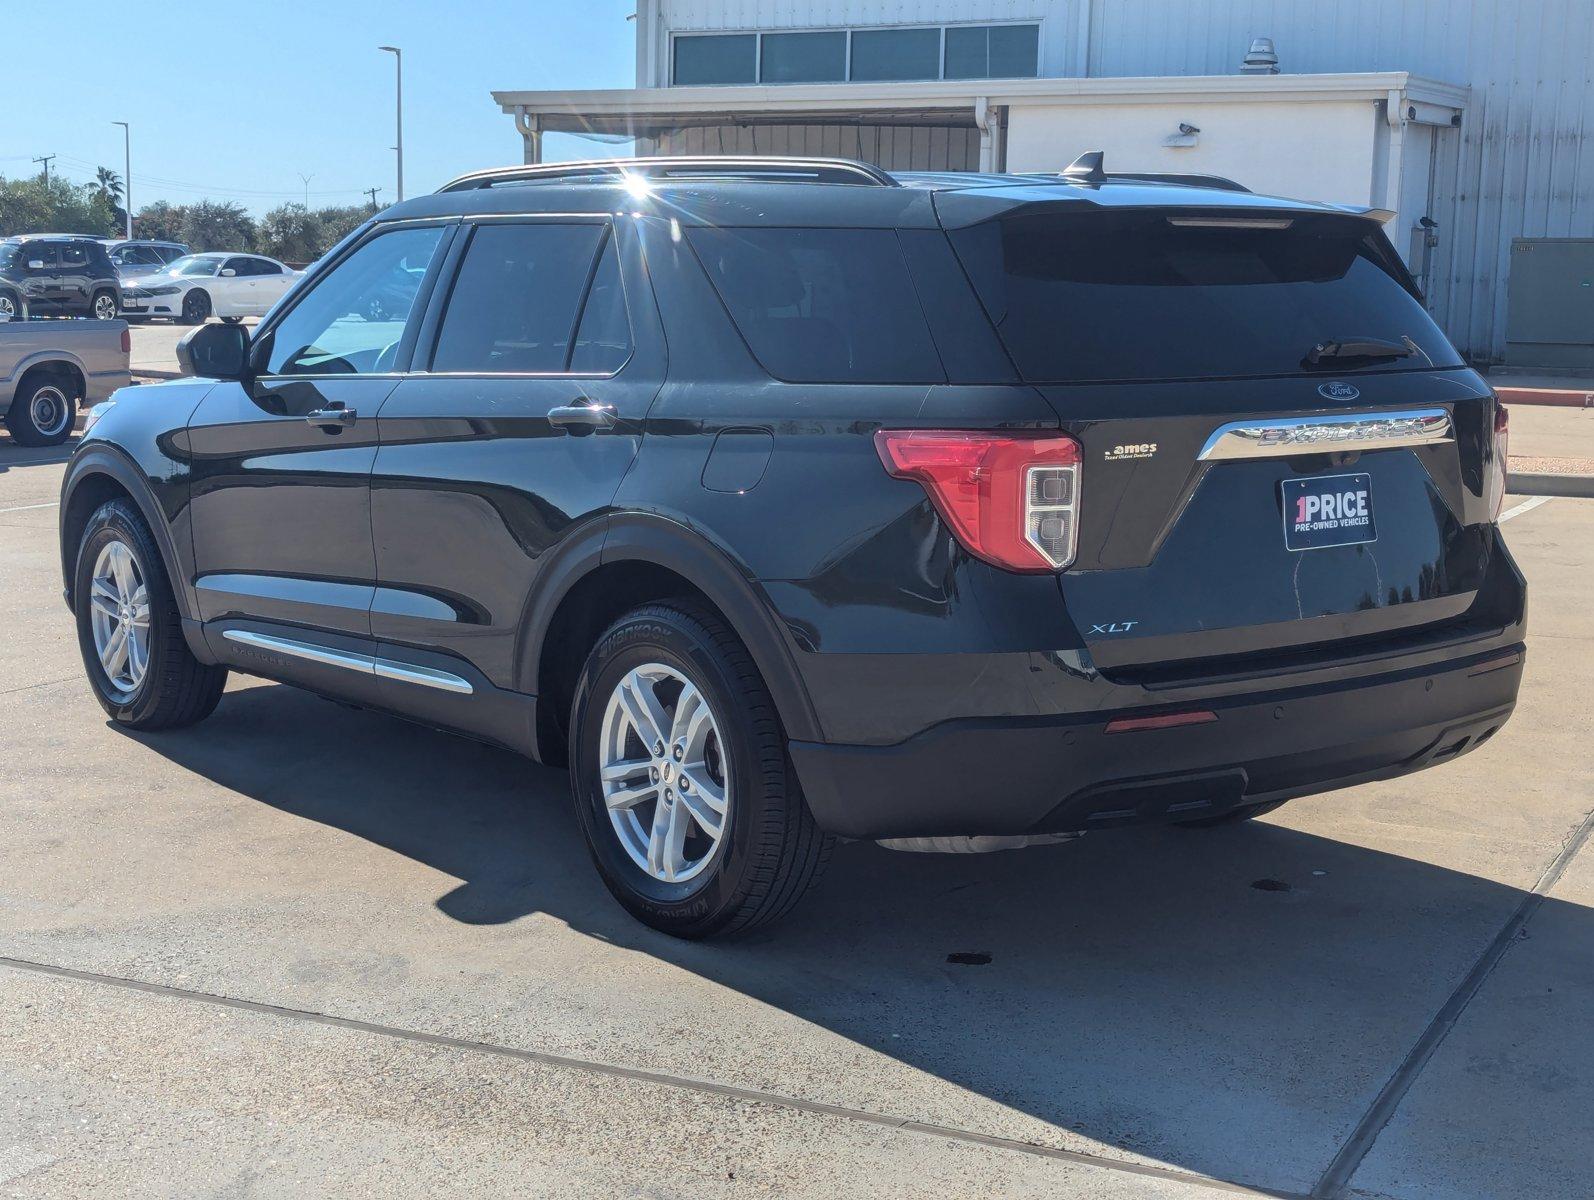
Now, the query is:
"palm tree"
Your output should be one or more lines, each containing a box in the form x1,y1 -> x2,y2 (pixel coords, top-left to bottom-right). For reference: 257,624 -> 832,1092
93,166 -> 124,206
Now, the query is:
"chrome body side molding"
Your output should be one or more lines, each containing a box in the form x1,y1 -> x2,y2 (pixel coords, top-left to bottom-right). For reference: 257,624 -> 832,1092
220,629 -> 474,695
1198,407 -> 1453,461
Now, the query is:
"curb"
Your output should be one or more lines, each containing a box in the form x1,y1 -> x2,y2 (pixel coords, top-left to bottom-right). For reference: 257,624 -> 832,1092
1493,386 -> 1594,408
132,369 -> 183,381
1508,472 -> 1594,498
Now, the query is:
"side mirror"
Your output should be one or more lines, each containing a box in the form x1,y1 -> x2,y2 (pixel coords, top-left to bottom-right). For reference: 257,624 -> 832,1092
176,321 -> 250,380
220,268 -> 237,277
27,260 -> 44,270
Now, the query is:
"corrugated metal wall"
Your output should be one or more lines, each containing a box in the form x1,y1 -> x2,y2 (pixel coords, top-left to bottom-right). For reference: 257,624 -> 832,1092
651,123 -> 981,169
1088,0 -> 1594,359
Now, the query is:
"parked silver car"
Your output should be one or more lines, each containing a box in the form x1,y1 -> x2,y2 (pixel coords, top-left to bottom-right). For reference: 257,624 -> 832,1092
0,316 -> 130,446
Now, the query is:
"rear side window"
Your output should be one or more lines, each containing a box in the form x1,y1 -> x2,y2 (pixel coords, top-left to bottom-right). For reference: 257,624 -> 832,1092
569,236 -> 631,374
60,244 -> 89,267
432,223 -> 608,374
949,211 -> 1461,383
688,227 -> 944,383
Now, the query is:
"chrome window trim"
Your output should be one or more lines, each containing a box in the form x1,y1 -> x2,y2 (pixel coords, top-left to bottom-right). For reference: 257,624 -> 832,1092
221,629 -> 474,695
1197,407 -> 1453,461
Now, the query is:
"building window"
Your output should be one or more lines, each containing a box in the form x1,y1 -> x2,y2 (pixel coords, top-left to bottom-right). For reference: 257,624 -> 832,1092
760,30 -> 847,83
673,33 -> 757,85
671,24 -> 1040,86
944,24 -> 1040,79
849,27 -> 942,82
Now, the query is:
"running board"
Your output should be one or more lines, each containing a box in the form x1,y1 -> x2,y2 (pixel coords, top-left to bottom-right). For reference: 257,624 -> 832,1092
1198,407 -> 1453,461
220,629 -> 474,695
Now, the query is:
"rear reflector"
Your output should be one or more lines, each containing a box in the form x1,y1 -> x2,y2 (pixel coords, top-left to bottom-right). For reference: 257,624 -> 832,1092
1467,650 -> 1522,677
874,429 -> 1081,572
1105,710 -> 1218,734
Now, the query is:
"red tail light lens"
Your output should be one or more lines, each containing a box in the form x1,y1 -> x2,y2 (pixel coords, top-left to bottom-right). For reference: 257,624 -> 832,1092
1488,401 -> 1510,519
120,327 -> 131,354
874,430 -> 1082,572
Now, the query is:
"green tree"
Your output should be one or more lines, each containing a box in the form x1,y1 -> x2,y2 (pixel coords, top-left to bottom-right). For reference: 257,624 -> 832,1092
257,203 -> 324,264
312,204 -> 372,251
0,174 -> 118,237
134,201 -> 187,243
179,200 -> 257,252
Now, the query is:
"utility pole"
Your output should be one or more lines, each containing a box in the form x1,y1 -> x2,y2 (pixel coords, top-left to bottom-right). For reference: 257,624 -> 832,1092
32,154 -> 55,186
378,46 -> 404,202
364,186 -> 381,210
298,172 -> 315,207
112,122 -> 132,238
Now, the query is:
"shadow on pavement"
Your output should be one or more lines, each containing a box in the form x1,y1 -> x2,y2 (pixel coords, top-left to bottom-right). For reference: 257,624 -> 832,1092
118,679 -> 1576,1195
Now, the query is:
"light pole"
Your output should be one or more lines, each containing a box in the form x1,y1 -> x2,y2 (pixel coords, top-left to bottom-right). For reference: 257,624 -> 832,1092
112,122 -> 132,238
378,45 -> 403,202
298,172 -> 315,207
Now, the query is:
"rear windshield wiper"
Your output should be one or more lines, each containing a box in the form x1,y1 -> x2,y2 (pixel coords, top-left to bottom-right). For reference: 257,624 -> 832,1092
1303,337 -> 1415,367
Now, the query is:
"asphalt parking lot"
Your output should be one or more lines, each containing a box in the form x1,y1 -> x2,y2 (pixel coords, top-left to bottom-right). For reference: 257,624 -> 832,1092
0,435 -> 1590,1198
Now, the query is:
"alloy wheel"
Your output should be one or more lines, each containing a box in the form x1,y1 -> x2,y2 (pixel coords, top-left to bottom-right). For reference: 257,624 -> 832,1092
598,662 -> 730,884
0,293 -> 16,318
93,292 -> 118,320
88,540 -> 152,695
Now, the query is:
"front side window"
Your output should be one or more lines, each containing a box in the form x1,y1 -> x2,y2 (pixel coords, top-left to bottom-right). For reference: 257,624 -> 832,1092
261,224 -> 444,376
26,246 -> 59,269
171,255 -> 224,277
431,222 -> 608,374
688,226 -> 943,384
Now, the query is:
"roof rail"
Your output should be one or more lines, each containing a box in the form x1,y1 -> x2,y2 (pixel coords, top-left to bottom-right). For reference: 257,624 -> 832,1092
437,155 -> 900,193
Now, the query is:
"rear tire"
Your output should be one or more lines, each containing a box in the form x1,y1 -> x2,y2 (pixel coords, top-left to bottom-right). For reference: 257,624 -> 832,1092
91,289 -> 119,321
569,602 -> 832,939
74,499 -> 227,730
4,371 -> 78,447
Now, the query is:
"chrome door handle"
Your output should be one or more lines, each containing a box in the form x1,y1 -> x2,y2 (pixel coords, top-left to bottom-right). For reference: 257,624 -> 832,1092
306,406 -> 356,429
547,399 -> 616,434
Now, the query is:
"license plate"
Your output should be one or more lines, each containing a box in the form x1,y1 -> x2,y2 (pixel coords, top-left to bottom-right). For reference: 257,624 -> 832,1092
1282,473 -> 1376,551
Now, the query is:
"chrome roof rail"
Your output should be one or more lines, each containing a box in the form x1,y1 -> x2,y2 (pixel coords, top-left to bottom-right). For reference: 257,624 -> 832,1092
437,155 -> 900,193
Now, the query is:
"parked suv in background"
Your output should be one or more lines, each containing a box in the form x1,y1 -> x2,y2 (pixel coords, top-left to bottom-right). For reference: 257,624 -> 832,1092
104,239 -> 190,281
58,156 -> 1524,938
0,236 -> 121,320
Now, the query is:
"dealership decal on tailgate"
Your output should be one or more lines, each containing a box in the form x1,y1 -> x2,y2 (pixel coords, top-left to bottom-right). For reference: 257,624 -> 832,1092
1282,473 -> 1377,551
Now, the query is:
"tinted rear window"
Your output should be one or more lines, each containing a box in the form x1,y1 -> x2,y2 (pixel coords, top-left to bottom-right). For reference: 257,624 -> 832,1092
949,211 -> 1461,383
688,227 -> 944,383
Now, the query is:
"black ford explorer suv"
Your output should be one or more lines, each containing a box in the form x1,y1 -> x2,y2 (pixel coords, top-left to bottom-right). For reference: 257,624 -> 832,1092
58,155 -> 1524,938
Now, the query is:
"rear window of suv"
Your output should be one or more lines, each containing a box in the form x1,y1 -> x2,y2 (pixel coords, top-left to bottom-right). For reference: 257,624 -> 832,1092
948,211 -> 1461,383
688,227 -> 944,384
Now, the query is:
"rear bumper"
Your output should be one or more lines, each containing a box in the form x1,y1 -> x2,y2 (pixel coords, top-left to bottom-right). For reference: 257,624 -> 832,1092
789,641 -> 1524,839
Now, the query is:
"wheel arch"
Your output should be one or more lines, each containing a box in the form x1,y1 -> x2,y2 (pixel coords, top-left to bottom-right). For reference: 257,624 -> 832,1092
60,447 -> 194,625
9,352 -> 87,397
521,512 -> 824,765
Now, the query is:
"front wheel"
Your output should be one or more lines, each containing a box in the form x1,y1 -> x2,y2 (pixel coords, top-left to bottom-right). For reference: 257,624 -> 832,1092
74,499 -> 228,729
569,602 -> 832,939
0,288 -> 23,320
180,289 -> 211,325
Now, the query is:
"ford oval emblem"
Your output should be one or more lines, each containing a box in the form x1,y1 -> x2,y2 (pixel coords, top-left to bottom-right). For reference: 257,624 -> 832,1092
1318,381 -> 1361,401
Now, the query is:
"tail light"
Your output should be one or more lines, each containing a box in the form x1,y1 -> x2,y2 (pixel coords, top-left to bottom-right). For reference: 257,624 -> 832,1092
120,327 -> 131,355
874,430 -> 1081,572
1487,401 -> 1509,519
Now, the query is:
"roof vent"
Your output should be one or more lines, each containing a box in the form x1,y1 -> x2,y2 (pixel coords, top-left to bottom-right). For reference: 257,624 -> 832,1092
1241,37 -> 1279,74
1061,150 -> 1107,183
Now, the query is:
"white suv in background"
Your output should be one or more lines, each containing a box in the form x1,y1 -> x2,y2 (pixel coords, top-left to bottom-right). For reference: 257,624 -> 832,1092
121,253 -> 299,324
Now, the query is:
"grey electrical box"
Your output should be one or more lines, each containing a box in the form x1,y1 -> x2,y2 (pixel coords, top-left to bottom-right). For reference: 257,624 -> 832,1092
1506,238 -> 1594,368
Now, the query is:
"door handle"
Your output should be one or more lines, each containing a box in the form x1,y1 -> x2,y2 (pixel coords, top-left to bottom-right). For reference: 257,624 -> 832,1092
547,399 -> 616,434
306,406 -> 356,429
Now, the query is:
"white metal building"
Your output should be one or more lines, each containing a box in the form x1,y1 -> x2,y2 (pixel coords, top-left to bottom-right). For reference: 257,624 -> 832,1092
494,1 -> 1594,363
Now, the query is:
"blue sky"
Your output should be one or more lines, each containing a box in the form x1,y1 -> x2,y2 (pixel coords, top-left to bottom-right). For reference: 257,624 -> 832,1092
3,0 -> 638,214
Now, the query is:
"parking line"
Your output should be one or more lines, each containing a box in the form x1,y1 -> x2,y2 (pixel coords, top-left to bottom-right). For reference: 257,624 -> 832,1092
0,500 -> 58,514
0,953 -> 1303,1200
1499,495 -> 1553,522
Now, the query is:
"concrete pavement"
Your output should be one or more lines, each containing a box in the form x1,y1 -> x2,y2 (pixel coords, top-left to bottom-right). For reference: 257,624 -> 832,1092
1,435 -> 1591,1197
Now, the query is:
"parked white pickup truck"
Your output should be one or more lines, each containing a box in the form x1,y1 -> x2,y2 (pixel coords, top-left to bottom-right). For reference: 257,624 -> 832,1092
0,317 -> 131,446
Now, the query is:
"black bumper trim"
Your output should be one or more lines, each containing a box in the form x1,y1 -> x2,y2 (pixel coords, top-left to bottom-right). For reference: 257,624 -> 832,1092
788,644 -> 1524,840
